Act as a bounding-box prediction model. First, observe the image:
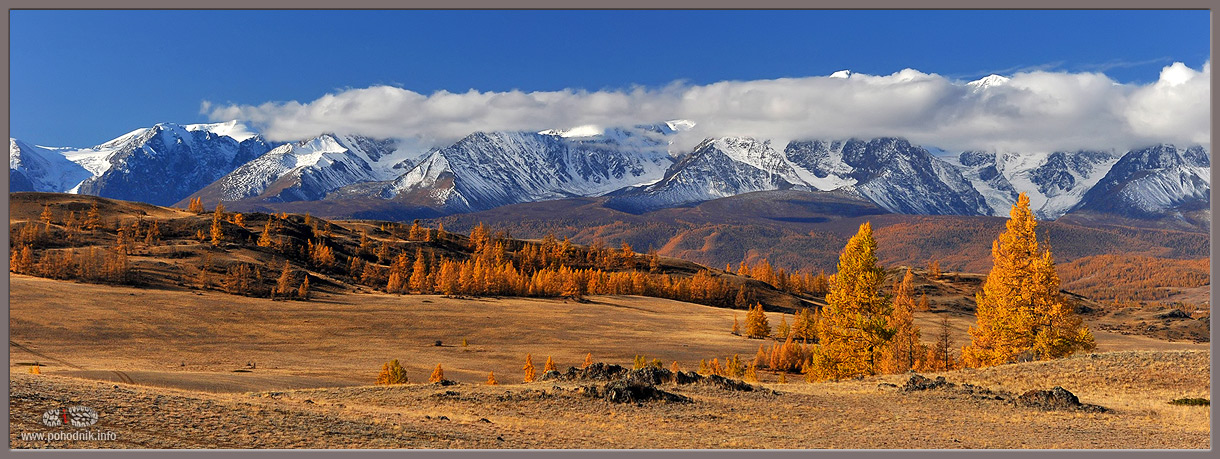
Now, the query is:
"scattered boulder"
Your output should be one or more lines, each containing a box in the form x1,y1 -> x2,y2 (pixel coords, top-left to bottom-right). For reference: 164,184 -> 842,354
902,374 -> 954,392
1157,309 -> 1191,320
623,367 -> 673,386
673,371 -> 703,385
550,363 -> 628,382
1017,386 -> 1106,412
543,362 -> 760,404
700,374 -> 756,392
598,381 -> 691,404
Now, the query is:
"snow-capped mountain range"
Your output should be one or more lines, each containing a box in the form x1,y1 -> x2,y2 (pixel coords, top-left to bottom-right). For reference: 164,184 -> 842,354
11,121 -> 277,206
371,124 -> 677,213
9,116 -> 1211,224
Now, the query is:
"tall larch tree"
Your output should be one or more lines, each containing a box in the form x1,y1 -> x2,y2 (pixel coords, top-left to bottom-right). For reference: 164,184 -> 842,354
811,222 -> 895,380
85,202 -> 102,230
791,308 -> 816,343
276,261 -> 294,297
961,193 -> 1095,368
39,205 -> 54,230
210,211 -> 225,246
745,303 -> 771,339
408,248 -> 429,293
883,268 -> 925,373
522,354 -> 536,382
298,276 -> 311,300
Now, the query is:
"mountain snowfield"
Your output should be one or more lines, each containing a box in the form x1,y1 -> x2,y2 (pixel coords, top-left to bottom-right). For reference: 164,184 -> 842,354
379,125 -> 677,213
9,121 -> 277,206
189,133 -> 418,204
9,115 -> 1211,224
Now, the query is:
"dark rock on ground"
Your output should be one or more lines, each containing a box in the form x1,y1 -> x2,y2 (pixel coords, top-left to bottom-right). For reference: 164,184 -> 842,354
1017,386 -> 1106,412
902,374 -> 955,392
623,367 -> 673,385
1157,309 -> 1192,319
674,371 -> 703,385
700,374 -> 756,392
550,363 -> 628,382
597,381 -> 691,404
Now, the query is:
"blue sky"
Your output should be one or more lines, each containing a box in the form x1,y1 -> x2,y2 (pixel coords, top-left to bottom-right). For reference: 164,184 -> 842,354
9,9 -> 1211,147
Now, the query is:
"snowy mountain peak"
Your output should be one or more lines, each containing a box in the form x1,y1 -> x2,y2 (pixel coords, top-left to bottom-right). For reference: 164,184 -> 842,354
665,119 -> 696,132
829,70 -> 852,79
967,74 -> 1011,91
185,120 -> 259,142
538,124 -> 604,138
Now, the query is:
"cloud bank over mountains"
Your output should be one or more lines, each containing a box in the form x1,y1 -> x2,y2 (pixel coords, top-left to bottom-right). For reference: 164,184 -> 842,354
205,61 -> 1209,153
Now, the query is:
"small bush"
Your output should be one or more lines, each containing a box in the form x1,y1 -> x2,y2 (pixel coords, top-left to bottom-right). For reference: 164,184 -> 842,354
377,359 -> 408,385
1169,397 -> 1210,406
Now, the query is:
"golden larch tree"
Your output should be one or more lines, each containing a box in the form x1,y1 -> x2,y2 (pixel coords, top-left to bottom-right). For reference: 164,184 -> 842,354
40,205 -> 54,229
790,308 -> 816,343
429,364 -> 444,383
408,248 -> 429,293
257,220 -> 274,247
929,316 -> 957,371
210,211 -> 224,246
583,353 -> 593,369
776,314 -> 790,339
276,261 -> 294,297
962,193 -> 1095,367
85,202 -> 102,230
486,371 -> 498,385
298,276 -> 311,300
544,356 -> 557,373
522,354 -> 536,382
377,359 -> 409,385
883,268 -> 925,373
810,222 -> 895,380
187,197 -> 205,213
745,303 -> 771,339
436,260 -> 461,296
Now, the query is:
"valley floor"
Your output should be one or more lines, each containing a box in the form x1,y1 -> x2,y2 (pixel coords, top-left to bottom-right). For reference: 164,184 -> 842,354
7,275 -> 1212,449
9,349 -> 1211,449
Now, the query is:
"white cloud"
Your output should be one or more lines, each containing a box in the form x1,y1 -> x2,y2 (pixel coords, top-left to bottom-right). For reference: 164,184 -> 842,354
205,62 -> 1210,153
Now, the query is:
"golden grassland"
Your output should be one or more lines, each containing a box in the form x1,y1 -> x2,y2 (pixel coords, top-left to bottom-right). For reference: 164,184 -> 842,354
7,275 -> 1212,449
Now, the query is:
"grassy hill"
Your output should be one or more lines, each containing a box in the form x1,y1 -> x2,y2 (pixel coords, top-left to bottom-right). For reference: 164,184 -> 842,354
8,192 -> 1210,449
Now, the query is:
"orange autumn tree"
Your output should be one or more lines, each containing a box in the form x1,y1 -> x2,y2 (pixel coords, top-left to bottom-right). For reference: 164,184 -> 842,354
377,359 -> 408,385
809,222 -> 895,380
522,354 -> 536,382
882,268 -> 926,373
962,193 -> 1095,368
744,303 -> 771,339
